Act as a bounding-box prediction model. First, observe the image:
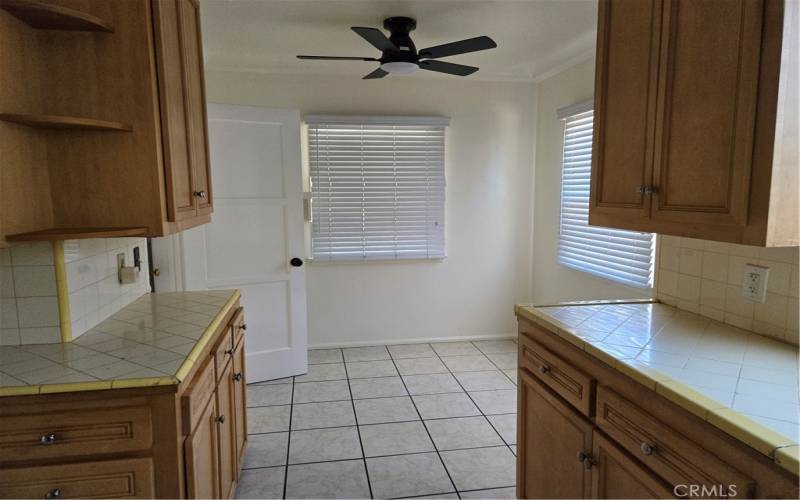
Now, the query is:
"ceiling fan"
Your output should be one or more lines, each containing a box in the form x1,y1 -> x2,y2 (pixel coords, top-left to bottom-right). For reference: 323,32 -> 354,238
297,17 -> 497,79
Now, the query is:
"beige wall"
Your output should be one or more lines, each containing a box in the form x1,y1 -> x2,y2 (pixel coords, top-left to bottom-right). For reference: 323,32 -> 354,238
530,59 -> 654,303
205,71 -> 536,346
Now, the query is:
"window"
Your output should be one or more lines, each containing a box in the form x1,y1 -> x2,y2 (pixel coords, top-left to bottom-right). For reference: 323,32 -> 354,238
557,104 -> 656,288
307,115 -> 448,261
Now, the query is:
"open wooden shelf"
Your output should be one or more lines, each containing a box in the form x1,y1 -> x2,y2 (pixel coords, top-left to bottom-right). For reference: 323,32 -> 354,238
0,0 -> 113,32
0,113 -> 132,131
6,227 -> 149,242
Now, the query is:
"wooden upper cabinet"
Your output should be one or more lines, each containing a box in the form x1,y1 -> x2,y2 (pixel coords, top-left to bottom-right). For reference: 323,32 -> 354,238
517,369 -> 593,499
591,0 -> 662,221
590,0 -> 799,246
152,0 -> 213,223
651,0 -> 764,228
0,0 -> 213,245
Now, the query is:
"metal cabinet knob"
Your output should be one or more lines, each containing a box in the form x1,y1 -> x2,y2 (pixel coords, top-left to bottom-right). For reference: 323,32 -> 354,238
640,442 -> 657,456
636,186 -> 646,194
45,489 -> 61,499
225,348 -> 234,355
241,323 -> 247,331
233,372 -> 243,382
217,414 -> 225,424
539,365 -> 551,375
40,433 -> 56,445
577,451 -> 594,470
193,190 -> 207,198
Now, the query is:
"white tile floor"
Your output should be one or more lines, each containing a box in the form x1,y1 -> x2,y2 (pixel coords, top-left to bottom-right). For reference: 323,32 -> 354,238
235,340 -> 518,499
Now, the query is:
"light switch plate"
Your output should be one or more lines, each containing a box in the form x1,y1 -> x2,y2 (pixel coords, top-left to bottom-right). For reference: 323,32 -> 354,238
741,263 -> 769,303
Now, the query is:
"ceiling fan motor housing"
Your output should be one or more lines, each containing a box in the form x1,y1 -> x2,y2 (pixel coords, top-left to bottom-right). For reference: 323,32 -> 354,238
383,17 -> 418,58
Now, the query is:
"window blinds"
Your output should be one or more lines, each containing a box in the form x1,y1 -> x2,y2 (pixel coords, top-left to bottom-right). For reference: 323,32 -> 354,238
557,109 -> 656,288
307,115 -> 448,261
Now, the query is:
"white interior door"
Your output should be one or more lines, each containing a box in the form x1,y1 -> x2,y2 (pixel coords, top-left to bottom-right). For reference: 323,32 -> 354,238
182,104 -> 307,382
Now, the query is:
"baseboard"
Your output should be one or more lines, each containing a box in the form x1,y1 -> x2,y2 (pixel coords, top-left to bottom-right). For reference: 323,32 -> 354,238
308,333 -> 517,350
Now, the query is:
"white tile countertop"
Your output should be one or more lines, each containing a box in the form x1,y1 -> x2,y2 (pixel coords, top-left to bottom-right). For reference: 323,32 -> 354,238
0,289 -> 240,396
515,300 -> 800,475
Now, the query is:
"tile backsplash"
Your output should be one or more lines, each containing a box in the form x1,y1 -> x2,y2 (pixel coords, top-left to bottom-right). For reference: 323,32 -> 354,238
0,243 -> 61,345
64,237 -> 150,338
656,235 -> 800,345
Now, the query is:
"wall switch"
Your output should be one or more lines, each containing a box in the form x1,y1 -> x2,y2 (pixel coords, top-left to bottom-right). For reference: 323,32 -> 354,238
741,263 -> 769,303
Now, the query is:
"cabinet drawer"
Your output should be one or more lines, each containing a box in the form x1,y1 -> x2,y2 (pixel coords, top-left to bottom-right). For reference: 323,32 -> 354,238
518,333 -> 595,416
0,457 -> 154,499
231,306 -> 245,348
182,358 -> 216,434
214,328 -> 234,382
0,406 -> 152,463
595,386 -> 755,497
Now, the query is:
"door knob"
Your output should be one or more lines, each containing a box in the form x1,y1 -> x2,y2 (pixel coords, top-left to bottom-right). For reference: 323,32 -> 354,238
290,257 -> 304,267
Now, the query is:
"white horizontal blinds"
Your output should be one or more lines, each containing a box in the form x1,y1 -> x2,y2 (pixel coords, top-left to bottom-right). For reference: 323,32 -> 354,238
557,109 -> 656,288
308,117 -> 447,261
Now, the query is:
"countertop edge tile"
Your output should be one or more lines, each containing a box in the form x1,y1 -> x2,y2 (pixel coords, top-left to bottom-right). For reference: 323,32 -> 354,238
775,445 -> 800,476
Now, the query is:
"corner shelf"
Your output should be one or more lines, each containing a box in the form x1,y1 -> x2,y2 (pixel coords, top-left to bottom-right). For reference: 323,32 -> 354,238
0,113 -> 132,131
0,0 -> 113,32
6,227 -> 149,242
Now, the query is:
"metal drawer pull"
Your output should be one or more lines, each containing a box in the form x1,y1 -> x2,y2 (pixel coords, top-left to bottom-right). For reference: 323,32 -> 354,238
538,365 -> 551,375
217,414 -> 225,424
45,488 -> 61,499
40,433 -> 56,445
641,442 -> 657,456
233,372 -> 243,382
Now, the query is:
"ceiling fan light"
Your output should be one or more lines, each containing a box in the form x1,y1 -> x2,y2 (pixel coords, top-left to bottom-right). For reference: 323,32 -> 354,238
380,61 -> 419,74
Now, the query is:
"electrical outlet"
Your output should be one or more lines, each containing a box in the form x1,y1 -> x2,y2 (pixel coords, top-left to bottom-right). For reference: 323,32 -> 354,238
741,263 -> 769,303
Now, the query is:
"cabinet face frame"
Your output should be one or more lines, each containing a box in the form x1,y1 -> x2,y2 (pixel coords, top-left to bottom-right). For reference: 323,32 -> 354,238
649,0 -> 765,228
590,0 -> 663,223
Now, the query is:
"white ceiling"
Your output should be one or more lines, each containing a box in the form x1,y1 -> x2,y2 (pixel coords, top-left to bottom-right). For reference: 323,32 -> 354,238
200,0 -> 598,82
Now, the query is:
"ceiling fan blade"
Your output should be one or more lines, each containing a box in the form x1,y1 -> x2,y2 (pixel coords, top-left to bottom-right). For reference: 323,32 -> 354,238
419,36 -> 497,59
363,67 -> 389,79
419,60 -> 478,76
297,55 -> 378,61
351,27 -> 398,51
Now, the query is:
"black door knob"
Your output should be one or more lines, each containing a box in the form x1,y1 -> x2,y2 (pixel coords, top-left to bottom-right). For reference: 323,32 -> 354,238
290,258 -> 304,267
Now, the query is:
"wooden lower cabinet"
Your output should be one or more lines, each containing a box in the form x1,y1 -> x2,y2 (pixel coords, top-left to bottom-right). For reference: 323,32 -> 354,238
0,302 -> 247,499
590,432 -> 673,499
516,319 -> 799,499
517,370 -> 592,499
184,397 -> 220,499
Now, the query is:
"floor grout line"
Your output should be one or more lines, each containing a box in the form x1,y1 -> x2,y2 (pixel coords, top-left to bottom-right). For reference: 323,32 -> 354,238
281,376 -> 295,499
386,347 -> 462,499
341,347 -> 375,499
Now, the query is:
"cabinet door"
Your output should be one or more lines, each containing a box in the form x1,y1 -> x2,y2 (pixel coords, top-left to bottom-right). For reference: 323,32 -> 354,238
650,0 -> 764,227
184,398 -> 219,499
177,0 -> 213,217
232,338 -> 247,468
590,0 -> 663,225
590,432 -> 673,499
152,0 -> 197,222
517,369 -> 593,499
216,360 -> 237,499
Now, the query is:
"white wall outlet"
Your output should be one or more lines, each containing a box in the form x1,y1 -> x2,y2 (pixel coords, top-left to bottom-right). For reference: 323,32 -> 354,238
741,263 -> 769,303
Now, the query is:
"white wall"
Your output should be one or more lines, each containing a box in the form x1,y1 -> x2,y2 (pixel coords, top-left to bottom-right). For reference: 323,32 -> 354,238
531,59 -> 654,303
205,71 -> 537,346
